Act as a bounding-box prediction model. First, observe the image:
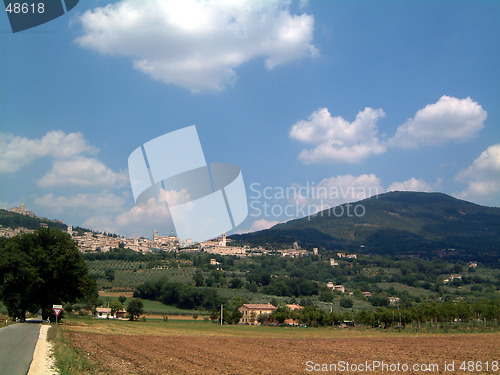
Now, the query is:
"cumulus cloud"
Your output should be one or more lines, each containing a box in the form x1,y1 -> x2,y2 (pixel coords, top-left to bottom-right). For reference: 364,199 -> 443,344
34,192 -> 127,215
306,174 -> 383,205
0,130 -> 97,173
389,96 -> 487,148
249,218 -> 280,232
289,107 -> 387,164
282,174 -> 382,215
76,0 -> 318,92
386,177 -> 433,193
83,197 -> 173,238
37,157 -> 128,189
455,144 -> 500,204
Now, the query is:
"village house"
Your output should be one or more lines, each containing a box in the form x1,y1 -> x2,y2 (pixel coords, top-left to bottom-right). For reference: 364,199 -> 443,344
238,304 -> 277,325
326,282 -> 345,293
115,309 -> 127,319
95,307 -> 112,319
94,307 -> 127,319
388,296 -> 400,305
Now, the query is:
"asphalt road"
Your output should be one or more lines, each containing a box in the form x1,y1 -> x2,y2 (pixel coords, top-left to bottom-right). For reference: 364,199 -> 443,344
0,323 -> 40,375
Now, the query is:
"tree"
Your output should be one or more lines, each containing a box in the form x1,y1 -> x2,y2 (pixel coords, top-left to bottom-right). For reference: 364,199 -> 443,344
229,277 -> 243,289
109,301 -> 123,317
118,296 -> 127,305
105,268 -> 115,282
0,228 -> 96,320
192,271 -> 204,287
249,311 -> 257,325
272,304 -> 291,324
340,297 -> 354,309
127,298 -> 144,321
256,313 -> 268,325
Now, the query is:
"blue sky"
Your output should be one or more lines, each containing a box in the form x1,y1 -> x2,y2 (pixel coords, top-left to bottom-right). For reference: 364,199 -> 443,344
1,0 -> 499,239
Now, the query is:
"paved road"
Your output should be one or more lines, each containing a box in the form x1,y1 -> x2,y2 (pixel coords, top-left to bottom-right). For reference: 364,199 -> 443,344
0,323 -> 40,375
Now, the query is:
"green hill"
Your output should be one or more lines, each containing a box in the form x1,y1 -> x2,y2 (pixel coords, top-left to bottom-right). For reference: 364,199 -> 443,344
0,208 -> 67,231
232,192 -> 500,261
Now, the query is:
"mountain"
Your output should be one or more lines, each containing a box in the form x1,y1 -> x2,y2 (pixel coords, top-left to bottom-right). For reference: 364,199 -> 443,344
231,192 -> 500,261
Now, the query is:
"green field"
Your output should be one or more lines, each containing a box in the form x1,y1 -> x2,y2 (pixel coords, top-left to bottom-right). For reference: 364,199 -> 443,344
58,314 -> 500,339
98,295 -> 202,315
87,259 -> 195,289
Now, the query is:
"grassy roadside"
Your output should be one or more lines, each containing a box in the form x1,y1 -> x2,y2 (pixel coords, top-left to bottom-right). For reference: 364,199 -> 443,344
0,315 -> 13,328
48,324 -> 102,375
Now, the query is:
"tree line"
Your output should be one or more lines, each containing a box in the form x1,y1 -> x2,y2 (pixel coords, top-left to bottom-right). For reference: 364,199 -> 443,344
248,299 -> 500,329
133,278 -> 224,310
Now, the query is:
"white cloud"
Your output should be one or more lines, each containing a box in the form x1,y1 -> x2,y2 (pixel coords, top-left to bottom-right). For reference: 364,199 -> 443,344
34,192 -> 127,215
291,174 -> 383,209
289,107 -> 387,163
249,218 -> 280,232
389,96 -> 486,148
386,177 -> 433,193
158,188 -> 191,206
455,144 -> 500,204
0,130 -> 97,173
83,197 -> 173,238
76,0 -> 318,92
37,157 -> 128,189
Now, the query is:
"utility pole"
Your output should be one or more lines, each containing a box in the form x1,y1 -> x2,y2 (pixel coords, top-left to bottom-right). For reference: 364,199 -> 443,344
220,304 -> 223,325
398,302 -> 402,331
331,303 -> 334,329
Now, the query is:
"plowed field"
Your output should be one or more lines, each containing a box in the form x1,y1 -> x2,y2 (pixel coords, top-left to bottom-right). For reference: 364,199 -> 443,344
66,331 -> 499,374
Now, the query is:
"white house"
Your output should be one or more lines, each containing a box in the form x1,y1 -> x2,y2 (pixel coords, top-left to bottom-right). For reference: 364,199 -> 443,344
95,307 -> 113,319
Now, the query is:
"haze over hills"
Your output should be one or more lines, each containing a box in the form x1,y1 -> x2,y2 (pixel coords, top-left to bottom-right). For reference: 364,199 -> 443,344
231,191 -> 500,262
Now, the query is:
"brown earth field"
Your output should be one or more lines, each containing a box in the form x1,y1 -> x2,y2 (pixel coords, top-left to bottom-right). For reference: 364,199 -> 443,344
98,291 -> 135,298
66,330 -> 499,374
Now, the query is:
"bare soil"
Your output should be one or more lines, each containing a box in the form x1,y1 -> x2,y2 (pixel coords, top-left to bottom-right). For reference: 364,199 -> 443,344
66,332 -> 499,374
98,291 -> 134,298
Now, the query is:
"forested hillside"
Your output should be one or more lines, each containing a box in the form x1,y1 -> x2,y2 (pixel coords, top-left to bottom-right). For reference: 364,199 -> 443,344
232,192 -> 500,261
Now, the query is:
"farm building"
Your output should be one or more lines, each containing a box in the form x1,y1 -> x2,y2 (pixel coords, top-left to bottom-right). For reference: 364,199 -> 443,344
95,307 -> 112,319
238,303 -> 276,325
95,307 -> 127,319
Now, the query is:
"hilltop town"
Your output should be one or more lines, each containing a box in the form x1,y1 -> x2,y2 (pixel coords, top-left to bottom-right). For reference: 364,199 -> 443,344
0,204 -> 311,258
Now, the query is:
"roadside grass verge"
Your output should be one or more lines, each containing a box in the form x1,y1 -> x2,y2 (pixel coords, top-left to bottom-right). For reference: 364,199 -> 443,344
48,324 -> 102,375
